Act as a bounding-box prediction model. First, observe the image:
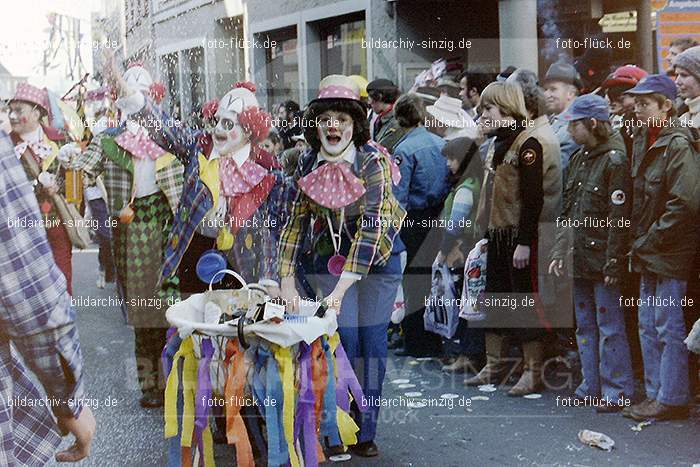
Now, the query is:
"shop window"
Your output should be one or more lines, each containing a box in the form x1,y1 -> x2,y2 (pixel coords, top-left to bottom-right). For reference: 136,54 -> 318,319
161,51 -> 180,119
182,46 -> 206,123
258,26 -> 299,110
316,12 -> 366,77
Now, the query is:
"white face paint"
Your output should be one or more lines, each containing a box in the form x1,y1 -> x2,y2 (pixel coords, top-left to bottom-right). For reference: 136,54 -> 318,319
212,104 -> 247,155
317,110 -> 354,157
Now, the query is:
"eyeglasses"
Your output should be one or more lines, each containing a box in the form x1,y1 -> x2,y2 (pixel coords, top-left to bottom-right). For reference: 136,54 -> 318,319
215,117 -> 238,131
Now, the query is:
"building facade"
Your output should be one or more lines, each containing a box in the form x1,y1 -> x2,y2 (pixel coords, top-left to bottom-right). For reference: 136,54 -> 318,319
119,0 -> 654,115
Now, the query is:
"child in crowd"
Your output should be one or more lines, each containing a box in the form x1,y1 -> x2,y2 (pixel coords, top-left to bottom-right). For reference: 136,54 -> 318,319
623,75 -> 700,421
549,94 -> 634,412
437,136 -> 486,374
260,129 -> 284,157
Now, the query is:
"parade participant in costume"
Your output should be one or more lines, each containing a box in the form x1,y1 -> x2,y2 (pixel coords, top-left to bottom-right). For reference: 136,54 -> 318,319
279,75 -> 406,458
8,83 -> 74,293
136,81 -> 286,296
72,61 -> 185,408
465,81 -> 550,396
0,130 -> 95,464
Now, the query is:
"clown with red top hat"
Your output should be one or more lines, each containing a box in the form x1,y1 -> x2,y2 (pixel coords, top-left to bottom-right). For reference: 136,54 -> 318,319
8,82 -> 76,293
278,74 -> 406,458
70,58 -> 184,408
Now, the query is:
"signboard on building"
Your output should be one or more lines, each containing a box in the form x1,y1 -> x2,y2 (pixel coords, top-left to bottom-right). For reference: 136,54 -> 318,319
656,0 -> 700,72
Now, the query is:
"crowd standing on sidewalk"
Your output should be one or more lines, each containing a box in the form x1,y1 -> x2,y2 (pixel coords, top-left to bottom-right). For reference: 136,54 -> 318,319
5,35 -> 700,464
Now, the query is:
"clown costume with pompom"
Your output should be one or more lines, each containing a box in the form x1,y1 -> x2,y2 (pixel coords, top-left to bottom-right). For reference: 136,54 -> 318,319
71,62 -> 184,407
133,81 -> 292,296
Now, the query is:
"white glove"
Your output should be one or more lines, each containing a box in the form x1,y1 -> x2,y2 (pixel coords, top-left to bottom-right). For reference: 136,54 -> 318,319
215,194 -> 228,222
58,142 -> 81,164
38,171 -> 57,188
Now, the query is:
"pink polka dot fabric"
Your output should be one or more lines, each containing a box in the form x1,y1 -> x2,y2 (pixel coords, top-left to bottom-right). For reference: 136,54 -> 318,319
218,157 -> 275,235
317,84 -> 360,101
115,129 -> 166,160
219,158 -> 268,196
12,83 -> 49,113
297,161 -> 366,209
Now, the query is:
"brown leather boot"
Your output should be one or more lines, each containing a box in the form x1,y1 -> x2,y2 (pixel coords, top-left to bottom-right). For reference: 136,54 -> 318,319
464,333 -> 509,386
507,340 -> 544,396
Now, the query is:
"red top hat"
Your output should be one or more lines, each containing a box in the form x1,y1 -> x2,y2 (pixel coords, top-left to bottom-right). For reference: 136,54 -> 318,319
10,83 -> 49,114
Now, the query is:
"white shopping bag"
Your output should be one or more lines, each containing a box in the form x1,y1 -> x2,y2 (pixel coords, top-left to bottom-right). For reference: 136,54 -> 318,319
391,250 -> 408,324
459,239 -> 487,321
423,259 -> 460,339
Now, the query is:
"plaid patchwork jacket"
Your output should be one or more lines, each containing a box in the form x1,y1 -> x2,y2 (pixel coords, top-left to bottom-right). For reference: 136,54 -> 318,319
74,127 -> 184,217
278,144 -> 406,278
0,131 -> 85,466
136,100 -> 293,286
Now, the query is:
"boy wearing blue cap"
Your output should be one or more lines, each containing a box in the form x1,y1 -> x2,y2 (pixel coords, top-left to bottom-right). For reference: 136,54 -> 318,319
621,74 -> 700,421
549,94 -> 635,412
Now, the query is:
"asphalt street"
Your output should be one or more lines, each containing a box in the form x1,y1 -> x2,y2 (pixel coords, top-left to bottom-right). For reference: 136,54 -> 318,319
48,251 -> 700,466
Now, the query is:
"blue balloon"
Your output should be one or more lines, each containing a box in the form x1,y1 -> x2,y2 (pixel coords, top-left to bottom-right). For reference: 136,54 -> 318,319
196,249 -> 228,284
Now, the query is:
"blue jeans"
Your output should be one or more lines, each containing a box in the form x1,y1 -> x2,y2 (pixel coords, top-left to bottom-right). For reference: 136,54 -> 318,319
573,279 -> 634,400
314,253 -> 402,444
638,273 -> 689,406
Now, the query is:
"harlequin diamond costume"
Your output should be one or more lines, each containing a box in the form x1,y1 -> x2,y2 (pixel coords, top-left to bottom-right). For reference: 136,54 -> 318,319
72,64 -> 185,406
134,82 -> 289,296
9,83 -> 74,293
278,75 -> 406,453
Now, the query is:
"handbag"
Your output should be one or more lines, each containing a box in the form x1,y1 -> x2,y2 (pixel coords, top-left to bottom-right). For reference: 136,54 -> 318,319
20,148 -> 91,249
